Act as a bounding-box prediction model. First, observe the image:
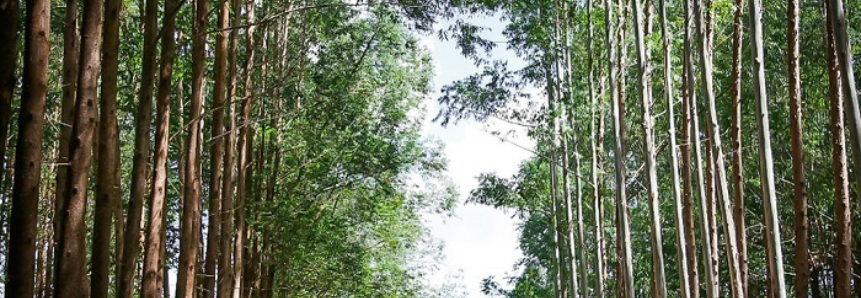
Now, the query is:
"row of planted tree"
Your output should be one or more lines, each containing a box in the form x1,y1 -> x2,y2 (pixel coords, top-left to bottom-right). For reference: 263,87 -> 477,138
438,0 -> 860,297
0,0 -> 457,298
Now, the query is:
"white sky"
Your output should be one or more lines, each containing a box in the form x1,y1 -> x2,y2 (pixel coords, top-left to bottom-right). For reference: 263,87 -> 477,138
419,14 -> 535,298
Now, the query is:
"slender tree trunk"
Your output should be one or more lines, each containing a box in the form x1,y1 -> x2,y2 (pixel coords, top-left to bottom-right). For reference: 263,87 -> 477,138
218,0 -> 241,294
203,0 -> 232,293
93,0 -> 122,294
680,2 -> 700,295
608,0 -> 634,294
55,0 -> 103,294
632,0 -> 668,295
694,0 -> 745,296
119,0 -> 157,293
825,0 -> 857,295
54,0 -> 79,280
786,0 -> 808,296
233,1 -> 257,296
0,0 -> 18,193
177,0 -> 209,294
587,0 -> 606,295
687,1 -> 716,295
4,0 -> 50,295
729,0 -> 747,294
658,0 -> 691,296
748,0 -> 789,295
142,0 -> 176,295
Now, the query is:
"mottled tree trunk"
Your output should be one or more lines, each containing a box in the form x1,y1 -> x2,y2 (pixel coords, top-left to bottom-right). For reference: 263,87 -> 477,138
177,0 -> 209,294
142,0 -> 177,296
55,0 -> 103,294
787,0 -> 808,296
92,0 -> 122,294
680,1 -> 700,295
4,0 -> 50,295
729,0 -> 747,295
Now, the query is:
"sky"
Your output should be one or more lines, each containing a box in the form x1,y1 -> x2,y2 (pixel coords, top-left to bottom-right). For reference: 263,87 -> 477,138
418,14 -> 536,298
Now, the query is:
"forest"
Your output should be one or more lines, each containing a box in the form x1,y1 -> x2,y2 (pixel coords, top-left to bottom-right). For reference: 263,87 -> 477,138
0,0 -> 859,296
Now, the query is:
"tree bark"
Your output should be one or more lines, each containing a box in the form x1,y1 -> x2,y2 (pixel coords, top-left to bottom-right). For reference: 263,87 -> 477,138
729,0 -> 747,295
233,1 -> 257,296
679,1 -> 700,295
218,0 -> 241,294
825,0 -> 856,295
748,0 -> 789,295
0,0 -> 18,194
54,0 -> 79,281
632,0 -> 667,296
787,0 -> 808,296
118,0 -> 157,293
93,0 -> 122,294
658,0 -> 692,296
4,0 -> 50,295
202,0 -> 231,292
141,0 -> 177,295
694,0 -> 745,296
587,0 -> 606,295
55,0 -> 103,294
177,0 -> 208,294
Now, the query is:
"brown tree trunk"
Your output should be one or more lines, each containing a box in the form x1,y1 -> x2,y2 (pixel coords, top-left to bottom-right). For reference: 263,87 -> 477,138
218,0 -> 240,294
234,1 -> 257,295
4,0 -> 50,295
141,0 -> 177,296
119,0 -> 157,293
202,0 -> 231,292
177,0 -> 208,294
0,0 -> 18,193
55,0 -> 102,294
729,0 -> 747,295
92,0 -> 122,294
787,0 -> 808,296
54,0 -> 79,280
825,0 -> 854,296
680,1 -> 700,295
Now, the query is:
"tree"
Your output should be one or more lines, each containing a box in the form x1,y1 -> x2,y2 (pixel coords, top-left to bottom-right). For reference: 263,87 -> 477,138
141,0 -> 177,295
177,0 -> 208,294
4,0 -> 50,295
694,0 -> 745,296
658,0 -> 692,295
825,0 -> 857,296
118,0 -> 158,292
787,0 -> 808,296
92,0 -> 122,294
729,0 -> 747,294
55,0 -> 103,294
0,0 -> 18,195
748,0 -> 788,294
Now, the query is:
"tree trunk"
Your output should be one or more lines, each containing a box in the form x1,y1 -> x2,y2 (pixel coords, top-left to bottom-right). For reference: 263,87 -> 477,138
787,0 -> 808,296
4,0 -> 50,295
202,0 -> 231,293
54,0 -> 79,281
141,0 -> 177,295
632,0 -> 668,295
587,0 -> 606,295
92,0 -> 122,294
119,0 -> 157,293
749,0 -> 789,295
218,0 -> 241,293
694,0 -> 745,296
729,0 -> 747,294
0,0 -> 18,195
177,0 -> 209,294
658,0 -> 692,296
233,1 -> 257,296
55,0 -> 102,294
825,0 -> 856,295
680,1 -> 700,295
